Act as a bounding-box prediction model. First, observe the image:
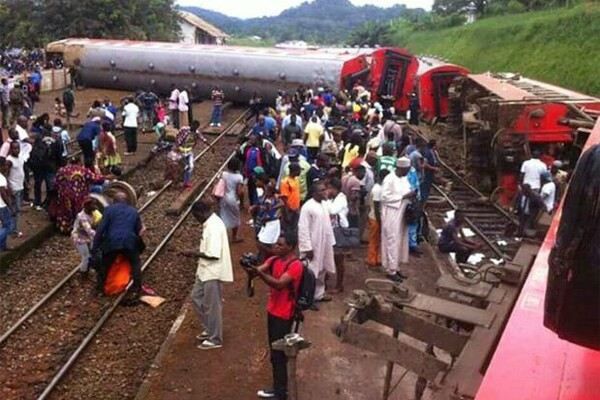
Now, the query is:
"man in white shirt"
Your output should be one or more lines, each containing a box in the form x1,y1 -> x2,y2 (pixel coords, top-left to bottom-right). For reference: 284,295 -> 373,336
381,157 -> 415,282
122,98 -> 139,155
178,88 -> 189,128
169,86 -> 180,128
0,160 -> 16,251
520,150 -> 548,191
540,172 -> 556,214
182,200 -> 233,350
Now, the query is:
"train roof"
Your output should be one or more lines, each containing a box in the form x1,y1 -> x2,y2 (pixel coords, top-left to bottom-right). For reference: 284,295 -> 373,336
469,73 -> 599,104
46,38 -> 366,62
416,56 -> 470,76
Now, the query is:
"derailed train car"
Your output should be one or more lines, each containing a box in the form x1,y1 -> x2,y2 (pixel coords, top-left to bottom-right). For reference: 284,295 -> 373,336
415,56 -> 470,122
46,38 -> 418,111
448,72 -> 600,202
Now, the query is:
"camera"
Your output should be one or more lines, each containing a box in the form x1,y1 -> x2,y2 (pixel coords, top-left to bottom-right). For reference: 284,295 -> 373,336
239,253 -> 260,298
240,253 -> 260,268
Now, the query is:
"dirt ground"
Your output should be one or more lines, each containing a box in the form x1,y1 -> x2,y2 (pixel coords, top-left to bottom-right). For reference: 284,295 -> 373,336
139,213 -> 442,400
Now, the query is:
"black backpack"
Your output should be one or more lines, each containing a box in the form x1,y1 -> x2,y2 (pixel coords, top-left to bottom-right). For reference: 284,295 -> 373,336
62,89 -> 74,108
30,136 -> 54,169
269,256 -> 317,320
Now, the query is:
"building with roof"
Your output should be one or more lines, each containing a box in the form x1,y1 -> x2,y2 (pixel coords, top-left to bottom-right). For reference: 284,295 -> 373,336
178,11 -> 229,45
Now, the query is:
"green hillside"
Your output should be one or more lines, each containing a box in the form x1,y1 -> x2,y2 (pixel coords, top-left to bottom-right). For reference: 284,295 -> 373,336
391,4 -> 600,96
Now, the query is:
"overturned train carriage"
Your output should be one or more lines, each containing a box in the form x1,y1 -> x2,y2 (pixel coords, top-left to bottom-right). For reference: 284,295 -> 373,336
446,73 -> 600,202
46,38 -> 372,105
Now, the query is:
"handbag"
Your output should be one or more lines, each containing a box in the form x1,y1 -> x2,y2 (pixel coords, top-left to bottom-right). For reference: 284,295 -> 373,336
212,174 -> 226,198
333,227 -> 360,248
405,201 -> 421,224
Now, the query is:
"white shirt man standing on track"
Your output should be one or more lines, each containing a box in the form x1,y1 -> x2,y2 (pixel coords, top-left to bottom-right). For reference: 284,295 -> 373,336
182,199 -> 233,350
520,150 -> 548,191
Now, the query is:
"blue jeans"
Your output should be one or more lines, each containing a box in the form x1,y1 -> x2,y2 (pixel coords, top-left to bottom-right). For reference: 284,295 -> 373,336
182,152 -> 194,185
0,207 -> 15,249
210,105 -> 222,125
12,190 -> 23,233
409,222 -> 418,250
33,171 -> 56,207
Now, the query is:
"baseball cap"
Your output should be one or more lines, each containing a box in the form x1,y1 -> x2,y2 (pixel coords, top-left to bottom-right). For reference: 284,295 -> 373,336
253,166 -> 265,175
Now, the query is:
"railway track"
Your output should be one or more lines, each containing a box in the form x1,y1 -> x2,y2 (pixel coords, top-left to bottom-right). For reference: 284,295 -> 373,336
410,126 -> 521,266
0,110 -> 249,399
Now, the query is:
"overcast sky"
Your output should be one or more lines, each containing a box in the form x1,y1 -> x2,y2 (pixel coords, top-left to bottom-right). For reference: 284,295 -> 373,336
176,0 -> 433,19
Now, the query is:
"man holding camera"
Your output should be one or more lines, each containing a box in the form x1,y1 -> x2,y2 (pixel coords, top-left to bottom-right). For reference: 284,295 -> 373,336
182,200 -> 233,350
243,232 -> 304,400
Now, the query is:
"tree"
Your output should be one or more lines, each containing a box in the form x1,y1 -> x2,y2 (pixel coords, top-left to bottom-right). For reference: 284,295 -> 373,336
0,0 -> 181,48
433,0 -> 489,16
348,21 -> 393,47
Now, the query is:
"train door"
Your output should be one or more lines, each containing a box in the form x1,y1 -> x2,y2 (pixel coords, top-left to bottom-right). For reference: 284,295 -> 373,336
432,72 -> 458,119
371,49 -> 416,112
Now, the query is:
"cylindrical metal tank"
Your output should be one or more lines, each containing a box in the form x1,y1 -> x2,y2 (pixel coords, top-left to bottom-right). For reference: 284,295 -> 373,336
46,39 -> 369,104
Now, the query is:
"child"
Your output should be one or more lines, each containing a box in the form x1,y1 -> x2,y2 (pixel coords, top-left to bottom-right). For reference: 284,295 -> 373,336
98,121 -> 121,174
54,97 -> 67,116
71,198 -> 98,274
175,120 -> 209,189
6,141 -> 26,237
252,183 -> 283,260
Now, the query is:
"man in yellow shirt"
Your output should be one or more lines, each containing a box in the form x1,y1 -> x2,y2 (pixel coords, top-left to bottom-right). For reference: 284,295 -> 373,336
304,116 -> 323,163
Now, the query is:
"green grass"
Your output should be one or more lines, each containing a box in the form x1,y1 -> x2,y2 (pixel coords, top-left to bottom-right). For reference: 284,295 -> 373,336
391,4 -> 600,96
227,37 -> 277,47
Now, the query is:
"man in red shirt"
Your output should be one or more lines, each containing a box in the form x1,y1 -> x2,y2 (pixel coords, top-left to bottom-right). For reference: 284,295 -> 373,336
243,232 -> 303,400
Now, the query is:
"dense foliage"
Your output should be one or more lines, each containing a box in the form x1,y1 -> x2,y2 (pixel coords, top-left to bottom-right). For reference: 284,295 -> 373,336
0,0 -> 181,48
390,4 -> 600,96
182,0 -> 426,45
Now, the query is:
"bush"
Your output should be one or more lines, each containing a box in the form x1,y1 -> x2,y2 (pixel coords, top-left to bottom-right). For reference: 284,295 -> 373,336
507,0 -> 527,14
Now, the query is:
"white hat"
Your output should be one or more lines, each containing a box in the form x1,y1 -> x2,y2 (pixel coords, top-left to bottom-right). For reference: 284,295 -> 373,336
369,138 -> 381,149
291,139 -> 304,147
552,160 -> 563,168
397,157 -> 411,168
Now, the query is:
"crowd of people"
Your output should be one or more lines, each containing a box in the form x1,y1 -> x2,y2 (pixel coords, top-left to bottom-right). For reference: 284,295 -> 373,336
0,76 -> 575,400
182,84 -> 463,400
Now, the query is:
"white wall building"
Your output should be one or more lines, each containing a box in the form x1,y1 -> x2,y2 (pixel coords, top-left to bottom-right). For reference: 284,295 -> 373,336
178,11 -> 229,45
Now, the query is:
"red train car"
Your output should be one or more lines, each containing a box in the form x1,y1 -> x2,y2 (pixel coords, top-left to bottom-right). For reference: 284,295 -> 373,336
415,56 -> 470,122
454,73 -> 600,202
368,47 -> 419,113
476,118 -> 600,400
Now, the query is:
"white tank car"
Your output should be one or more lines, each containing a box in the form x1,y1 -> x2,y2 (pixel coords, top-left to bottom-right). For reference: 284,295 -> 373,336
46,38 -> 370,102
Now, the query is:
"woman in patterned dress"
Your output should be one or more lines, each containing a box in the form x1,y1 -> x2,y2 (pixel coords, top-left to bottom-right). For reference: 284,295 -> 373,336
54,157 -> 105,234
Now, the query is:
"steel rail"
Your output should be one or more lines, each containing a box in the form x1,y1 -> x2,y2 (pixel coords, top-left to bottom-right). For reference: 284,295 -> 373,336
37,150 -> 237,400
409,125 -> 518,225
0,170 -> 168,347
432,184 -> 508,260
0,109 -> 248,348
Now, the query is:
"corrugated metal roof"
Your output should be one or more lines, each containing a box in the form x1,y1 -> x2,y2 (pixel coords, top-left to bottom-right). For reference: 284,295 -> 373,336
178,11 -> 230,39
